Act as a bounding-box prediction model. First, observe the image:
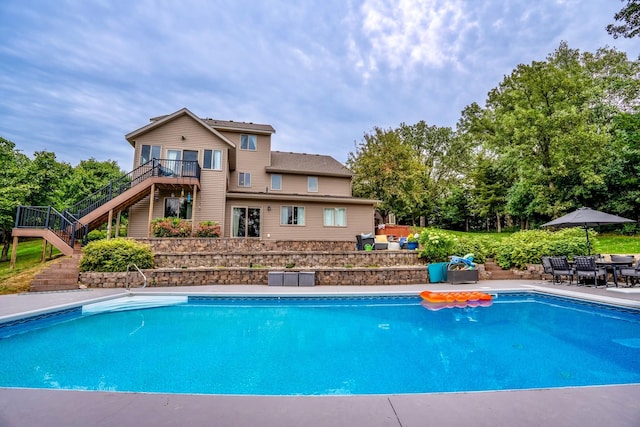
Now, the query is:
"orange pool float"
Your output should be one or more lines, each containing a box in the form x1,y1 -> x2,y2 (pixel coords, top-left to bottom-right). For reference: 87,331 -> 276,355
419,291 -> 493,309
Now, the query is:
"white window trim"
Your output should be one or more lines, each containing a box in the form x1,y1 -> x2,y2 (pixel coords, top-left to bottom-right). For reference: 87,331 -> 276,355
240,134 -> 257,151
324,207 -> 347,227
271,174 -> 282,191
280,205 -> 305,226
238,172 -> 251,187
204,149 -> 222,171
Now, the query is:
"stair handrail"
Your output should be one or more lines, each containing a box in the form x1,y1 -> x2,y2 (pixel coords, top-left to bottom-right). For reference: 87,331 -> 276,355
127,263 -> 147,290
15,205 -> 87,248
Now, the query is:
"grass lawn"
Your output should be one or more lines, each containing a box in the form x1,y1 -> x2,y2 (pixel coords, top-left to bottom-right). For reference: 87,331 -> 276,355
0,239 -> 62,295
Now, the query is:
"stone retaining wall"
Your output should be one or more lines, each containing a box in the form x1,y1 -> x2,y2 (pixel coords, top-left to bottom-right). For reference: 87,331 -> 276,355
137,238 -> 355,253
79,266 -> 430,288
153,251 -> 425,269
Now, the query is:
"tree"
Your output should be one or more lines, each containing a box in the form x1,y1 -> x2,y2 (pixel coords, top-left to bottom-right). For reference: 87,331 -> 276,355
469,154 -> 509,232
28,151 -> 73,210
460,42 -> 639,223
63,158 -> 125,207
0,138 -> 33,261
607,0 -> 640,38
347,127 -> 426,223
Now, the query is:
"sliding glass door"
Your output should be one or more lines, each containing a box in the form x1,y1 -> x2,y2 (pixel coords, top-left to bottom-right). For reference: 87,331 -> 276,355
232,207 -> 261,237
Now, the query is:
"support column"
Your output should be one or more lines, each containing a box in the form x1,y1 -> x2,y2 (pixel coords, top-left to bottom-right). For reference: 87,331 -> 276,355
115,210 -> 121,238
148,184 -> 156,238
106,209 -> 114,241
10,236 -> 18,269
191,185 -> 198,236
41,239 -> 47,262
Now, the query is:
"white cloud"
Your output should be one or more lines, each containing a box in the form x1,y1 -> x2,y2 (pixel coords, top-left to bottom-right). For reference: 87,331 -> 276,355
347,0 -> 475,81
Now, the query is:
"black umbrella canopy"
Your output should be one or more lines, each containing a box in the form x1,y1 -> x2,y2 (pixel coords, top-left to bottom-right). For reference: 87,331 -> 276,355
542,207 -> 635,254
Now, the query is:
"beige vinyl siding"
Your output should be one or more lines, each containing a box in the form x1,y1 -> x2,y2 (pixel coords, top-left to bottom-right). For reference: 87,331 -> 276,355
225,198 -> 374,240
279,174 -> 352,197
219,130 -> 271,192
128,114 -> 231,237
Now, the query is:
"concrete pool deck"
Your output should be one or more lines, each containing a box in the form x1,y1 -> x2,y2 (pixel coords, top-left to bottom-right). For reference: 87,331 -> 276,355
1,280 -> 639,427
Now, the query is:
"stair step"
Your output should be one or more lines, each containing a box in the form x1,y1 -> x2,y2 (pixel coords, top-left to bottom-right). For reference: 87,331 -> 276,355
30,283 -> 79,292
31,255 -> 81,292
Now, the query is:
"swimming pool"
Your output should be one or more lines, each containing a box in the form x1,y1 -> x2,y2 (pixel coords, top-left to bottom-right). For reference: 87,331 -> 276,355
0,292 -> 639,395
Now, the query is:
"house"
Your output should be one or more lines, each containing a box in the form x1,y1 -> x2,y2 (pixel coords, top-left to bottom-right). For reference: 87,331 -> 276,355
125,108 -> 378,240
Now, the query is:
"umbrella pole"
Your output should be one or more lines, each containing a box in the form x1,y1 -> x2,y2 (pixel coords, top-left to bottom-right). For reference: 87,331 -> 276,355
584,226 -> 591,255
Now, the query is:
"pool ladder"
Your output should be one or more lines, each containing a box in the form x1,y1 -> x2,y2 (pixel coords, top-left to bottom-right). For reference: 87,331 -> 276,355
127,263 -> 147,290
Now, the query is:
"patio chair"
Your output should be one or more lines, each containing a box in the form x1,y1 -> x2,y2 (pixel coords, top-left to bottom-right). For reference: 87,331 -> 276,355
573,256 -> 608,288
541,256 -> 554,281
373,234 -> 389,250
549,256 -> 574,285
618,259 -> 640,287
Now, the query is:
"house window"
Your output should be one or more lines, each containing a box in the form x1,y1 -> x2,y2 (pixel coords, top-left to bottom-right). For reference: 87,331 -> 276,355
240,134 -> 257,151
238,172 -> 251,187
281,206 -> 305,225
271,174 -> 282,191
164,197 -> 192,219
324,208 -> 347,227
204,149 -> 222,170
308,176 -> 318,192
140,145 -> 161,165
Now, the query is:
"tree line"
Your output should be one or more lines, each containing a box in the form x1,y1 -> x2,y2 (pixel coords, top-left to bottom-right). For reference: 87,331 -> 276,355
347,42 -> 640,232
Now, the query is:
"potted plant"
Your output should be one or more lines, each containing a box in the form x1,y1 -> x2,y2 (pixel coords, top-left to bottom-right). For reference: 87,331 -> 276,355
406,233 -> 419,250
418,229 -> 457,283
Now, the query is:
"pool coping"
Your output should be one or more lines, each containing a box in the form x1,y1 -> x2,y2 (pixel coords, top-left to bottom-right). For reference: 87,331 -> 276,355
1,281 -> 640,426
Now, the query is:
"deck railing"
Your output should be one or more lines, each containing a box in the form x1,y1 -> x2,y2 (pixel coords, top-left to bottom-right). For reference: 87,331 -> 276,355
14,206 -> 88,247
66,158 -> 200,219
14,158 -> 200,249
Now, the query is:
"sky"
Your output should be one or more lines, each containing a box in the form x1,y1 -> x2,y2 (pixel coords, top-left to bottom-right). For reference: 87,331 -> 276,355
1,0 -> 638,171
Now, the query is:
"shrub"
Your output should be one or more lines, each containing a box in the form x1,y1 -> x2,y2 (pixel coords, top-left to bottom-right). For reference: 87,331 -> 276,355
152,217 -> 192,237
194,220 -> 221,238
494,228 -> 592,269
418,228 -> 457,263
79,239 -> 154,272
87,227 -> 127,241
451,235 -> 492,264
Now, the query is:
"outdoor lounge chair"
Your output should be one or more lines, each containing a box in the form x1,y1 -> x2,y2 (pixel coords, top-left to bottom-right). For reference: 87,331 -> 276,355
541,256 -> 554,281
549,256 -> 574,285
573,256 -> 608,288
619,259 -> 640,287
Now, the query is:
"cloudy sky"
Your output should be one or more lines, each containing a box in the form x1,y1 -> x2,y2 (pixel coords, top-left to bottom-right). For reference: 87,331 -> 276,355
1,0 -> 637,170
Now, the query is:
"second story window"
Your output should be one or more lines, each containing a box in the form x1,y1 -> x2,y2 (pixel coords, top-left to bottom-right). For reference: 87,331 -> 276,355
271,174 -> 282,191
140,145 -> 161,165
238,172 -> 251,187
240,135 -> 257,151
203,149 -> 222,170
308,176 -> 318,192
281,206 -> 305,225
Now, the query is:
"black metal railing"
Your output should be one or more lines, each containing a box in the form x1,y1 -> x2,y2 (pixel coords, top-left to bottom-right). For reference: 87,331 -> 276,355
15,206 -> 88,247
66,158 -> 200,219
14,158 -> 200,249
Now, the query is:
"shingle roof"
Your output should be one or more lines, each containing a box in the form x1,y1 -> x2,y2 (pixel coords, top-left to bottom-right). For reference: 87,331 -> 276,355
266,151 -> 353,177
203,118 -> 275,134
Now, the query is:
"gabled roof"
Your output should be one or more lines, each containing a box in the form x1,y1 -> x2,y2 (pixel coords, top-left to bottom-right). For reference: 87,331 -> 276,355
125,108 -> 237,148
266,151 -> 353,178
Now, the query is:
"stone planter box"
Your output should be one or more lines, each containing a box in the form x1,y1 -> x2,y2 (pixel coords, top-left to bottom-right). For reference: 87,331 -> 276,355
298,271 -> 315,287
268,271 -> 284,286
448,269 -> 479,284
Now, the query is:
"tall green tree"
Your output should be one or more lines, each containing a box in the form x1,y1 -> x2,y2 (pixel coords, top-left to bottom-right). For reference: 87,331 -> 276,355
28,151 -> 73,210
63,158 -> 125,207
347,127 -> 426,223
460,42 -> 639,223
607,0 -> 640,38
0,138 -> 33,261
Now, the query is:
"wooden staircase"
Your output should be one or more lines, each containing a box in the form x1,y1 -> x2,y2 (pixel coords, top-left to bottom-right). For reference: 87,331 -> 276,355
30,248 -> 82,292
483,259 -> 520,280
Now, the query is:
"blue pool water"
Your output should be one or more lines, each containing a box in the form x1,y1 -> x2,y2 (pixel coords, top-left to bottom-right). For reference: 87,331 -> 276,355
0,293 -> 639,395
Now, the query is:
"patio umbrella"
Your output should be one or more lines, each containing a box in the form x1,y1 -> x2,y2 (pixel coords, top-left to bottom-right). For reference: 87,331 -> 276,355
541,207 -> 635,254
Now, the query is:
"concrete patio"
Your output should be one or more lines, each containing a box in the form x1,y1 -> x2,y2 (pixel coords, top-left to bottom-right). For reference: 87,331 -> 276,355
1,280 -> 639,427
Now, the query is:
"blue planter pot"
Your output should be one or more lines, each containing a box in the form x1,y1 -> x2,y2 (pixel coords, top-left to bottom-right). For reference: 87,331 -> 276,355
428,262 -> 448,283
407,241 -> 419,250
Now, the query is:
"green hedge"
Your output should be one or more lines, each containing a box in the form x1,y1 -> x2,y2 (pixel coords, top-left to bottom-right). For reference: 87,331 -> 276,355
79,239 -> 154,272
495,228 -> 592,269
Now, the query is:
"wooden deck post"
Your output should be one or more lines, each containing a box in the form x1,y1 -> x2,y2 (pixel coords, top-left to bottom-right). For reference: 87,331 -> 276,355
10,236 -> 18,269
191,185 -> 198,236
147,184 -> 155,238
115,210 -> 121,238
106,209 -> 113,241
41,239 -> 47,262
